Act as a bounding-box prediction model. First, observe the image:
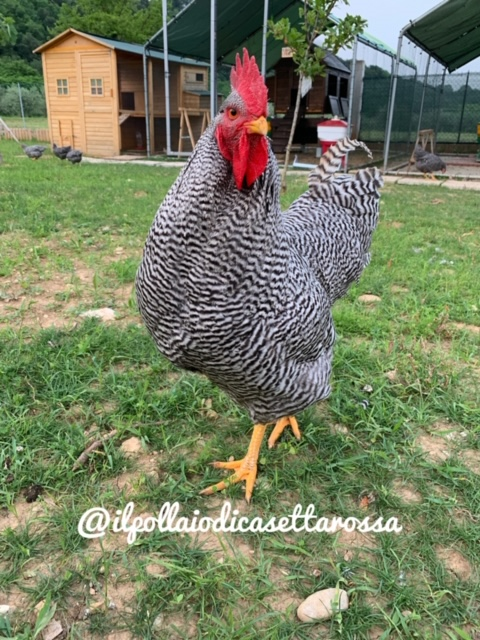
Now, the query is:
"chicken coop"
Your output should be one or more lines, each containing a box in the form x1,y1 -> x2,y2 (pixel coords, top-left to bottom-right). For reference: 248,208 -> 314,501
266,52 -> 351,153
34,28 -> 212,157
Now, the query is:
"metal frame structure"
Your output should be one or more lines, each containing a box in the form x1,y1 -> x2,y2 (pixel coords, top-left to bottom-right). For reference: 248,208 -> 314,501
141,0 -> 418,159
383,0 -> 480,171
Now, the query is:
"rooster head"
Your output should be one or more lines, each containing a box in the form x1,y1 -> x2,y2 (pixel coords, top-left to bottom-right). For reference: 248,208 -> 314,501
215,49 -> 269,190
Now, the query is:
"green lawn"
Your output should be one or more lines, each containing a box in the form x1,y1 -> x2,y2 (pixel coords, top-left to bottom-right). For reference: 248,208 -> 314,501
1,117 -> 49,130
0,139 -> 479,639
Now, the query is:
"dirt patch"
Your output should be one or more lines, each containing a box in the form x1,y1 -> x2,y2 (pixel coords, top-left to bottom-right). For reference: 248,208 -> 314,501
189,529 -> 254,561
153,612 -> 198,639
450,322 -> 480,334
0,500 -> 51,534
0,264 -> 96,330
263,590 -> 301,614
392,480 -> 422,504
436,546 -> 475,581
333,527 -> 377,561
416,433 -> 450,463
461,449 -> 480,475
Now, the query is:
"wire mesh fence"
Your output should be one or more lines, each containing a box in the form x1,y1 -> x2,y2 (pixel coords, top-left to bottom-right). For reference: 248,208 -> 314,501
359,71 -> 480,148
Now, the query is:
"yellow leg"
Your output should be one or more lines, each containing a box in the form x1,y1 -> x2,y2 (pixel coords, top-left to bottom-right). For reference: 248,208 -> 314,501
200,424 -> 267,502
267,415 -> 301,449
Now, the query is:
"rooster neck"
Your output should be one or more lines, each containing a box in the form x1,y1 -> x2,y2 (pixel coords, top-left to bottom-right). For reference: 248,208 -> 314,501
146,128 -> 283,292
164,128 -> 280,240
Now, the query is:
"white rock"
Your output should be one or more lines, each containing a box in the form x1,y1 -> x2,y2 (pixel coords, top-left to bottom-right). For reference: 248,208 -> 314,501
80,308 -> 116,322
0,604 -> 11,615
297,587 -> 349,622
42,619 -> 63,640
152,613 -> 165,631
120,436 -> 143,455
358,294 -> 381,303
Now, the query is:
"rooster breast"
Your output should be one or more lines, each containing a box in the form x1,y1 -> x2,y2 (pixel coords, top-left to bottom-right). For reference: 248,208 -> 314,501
136,128 -> 335,423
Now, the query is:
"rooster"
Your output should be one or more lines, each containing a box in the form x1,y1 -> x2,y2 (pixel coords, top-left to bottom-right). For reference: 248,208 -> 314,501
22,144 -> 46,160
66,149 -> 83,164
53,143 -> 71,160
136,50 -> 382,501
414,145 -> 446,179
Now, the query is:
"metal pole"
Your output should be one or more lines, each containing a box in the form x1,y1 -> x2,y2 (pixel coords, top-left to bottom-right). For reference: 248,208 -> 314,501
210,0 -> 217,120
384,29 -> 405,172
18,83 -> 26,128
143,48 -> 151,156
416,55 -> 431,143
162,0 -> 172,154
383,56 -> 396,147
434,66 -> 447,141
345,35 -> 358,172
406,67 -> 417,147
457,71 -> 469,144
261,0 -> 269,77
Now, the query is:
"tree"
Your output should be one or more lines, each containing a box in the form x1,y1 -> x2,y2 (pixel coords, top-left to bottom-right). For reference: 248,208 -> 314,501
269,0 -> 366,191
0,14 -> 17,46
52,0 -> 178,43
0,0 -> 62,74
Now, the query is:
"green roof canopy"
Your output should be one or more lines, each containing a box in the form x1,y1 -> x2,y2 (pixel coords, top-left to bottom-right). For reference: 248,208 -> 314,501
403,0 -> 480,72
148,0 -> 416,70
148,0 -> 300,71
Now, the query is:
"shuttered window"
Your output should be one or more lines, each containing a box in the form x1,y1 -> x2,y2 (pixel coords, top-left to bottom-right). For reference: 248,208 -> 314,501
90,78 -> 103,96
57,79 -> 68,95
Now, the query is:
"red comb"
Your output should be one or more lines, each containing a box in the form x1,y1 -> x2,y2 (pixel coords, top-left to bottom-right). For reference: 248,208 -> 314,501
230,49 -> 267,117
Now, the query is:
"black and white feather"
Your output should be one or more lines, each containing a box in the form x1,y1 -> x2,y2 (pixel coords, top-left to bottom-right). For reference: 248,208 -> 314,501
136,132 -> 382,423
53,143 -> 72,160
22,145 -> 46,160
66,149 -> 83,164
414,145 -> 446,174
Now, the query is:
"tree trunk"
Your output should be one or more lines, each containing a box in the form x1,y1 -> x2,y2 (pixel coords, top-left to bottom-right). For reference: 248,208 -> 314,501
280,72 -> 304,192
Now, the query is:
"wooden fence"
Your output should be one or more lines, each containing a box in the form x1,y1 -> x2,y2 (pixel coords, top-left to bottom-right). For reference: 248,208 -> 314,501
1,127 -> 50,142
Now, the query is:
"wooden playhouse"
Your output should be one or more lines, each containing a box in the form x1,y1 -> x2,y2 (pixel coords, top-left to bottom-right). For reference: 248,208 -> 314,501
34,28 -> 212,156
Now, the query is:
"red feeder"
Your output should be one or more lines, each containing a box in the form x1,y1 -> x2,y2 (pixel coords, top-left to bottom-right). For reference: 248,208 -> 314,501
317,117 -> 348,164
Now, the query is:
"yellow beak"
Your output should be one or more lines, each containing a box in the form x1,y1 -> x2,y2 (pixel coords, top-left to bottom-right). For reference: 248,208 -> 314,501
245,116 -> 268,136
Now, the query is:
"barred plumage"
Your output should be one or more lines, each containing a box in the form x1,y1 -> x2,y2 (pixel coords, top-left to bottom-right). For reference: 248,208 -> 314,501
136,49 -> 383,500
136,128 -> 382,424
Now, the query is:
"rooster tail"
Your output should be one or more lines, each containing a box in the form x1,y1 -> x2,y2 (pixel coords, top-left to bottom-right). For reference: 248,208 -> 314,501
308,138 -> 372,188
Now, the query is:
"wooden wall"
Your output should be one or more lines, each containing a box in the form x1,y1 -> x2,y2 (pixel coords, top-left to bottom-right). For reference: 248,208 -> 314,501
42,33 -> 119,156
41,31 -> 211,157
266,58 -> 329,115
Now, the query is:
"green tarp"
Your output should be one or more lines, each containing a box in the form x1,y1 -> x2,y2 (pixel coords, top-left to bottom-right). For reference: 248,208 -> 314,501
404,0 -> 480,72
148,0 -> 415,70
149,0 -> 299,70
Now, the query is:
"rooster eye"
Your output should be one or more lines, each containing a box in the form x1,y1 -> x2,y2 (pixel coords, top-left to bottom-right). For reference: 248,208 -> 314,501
227,108 -> 239,120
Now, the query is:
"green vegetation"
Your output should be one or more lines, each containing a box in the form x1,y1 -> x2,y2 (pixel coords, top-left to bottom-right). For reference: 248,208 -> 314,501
0,0 -> 190,88
0,139 -> 479,638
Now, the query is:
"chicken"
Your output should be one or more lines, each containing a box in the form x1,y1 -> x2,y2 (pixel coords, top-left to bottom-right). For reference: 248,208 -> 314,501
66,149 -> 83,164
22,144 -> 46,160
53,143 -> 72,160
414,145 -> 446,179
136,50 -> 382,501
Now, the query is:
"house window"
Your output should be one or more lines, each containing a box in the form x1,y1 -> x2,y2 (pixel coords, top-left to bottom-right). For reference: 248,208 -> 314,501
121,92 -> 135,110
327,74 -> 338,97
339,77 -> 349,99
57,79 -> 68,95
90,78 -> 103,96
195,73 -> 204,82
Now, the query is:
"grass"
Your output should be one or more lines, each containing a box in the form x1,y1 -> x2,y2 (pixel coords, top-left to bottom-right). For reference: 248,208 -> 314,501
1,117 -> 49,130
0,138 -> 479,639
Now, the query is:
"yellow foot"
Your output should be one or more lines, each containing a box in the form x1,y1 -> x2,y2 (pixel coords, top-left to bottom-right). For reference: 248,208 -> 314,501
268,415 -> 301,449
199,424 -> 266,502
200,457 -> 258,502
